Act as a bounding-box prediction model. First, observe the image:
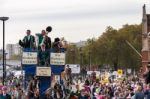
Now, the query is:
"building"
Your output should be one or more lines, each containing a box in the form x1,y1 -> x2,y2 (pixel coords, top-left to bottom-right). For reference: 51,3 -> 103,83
141,4 -> 150,72
75,41 -> 86,48
6,44 -> 14,59
0,49 -> 2,60
13,43 -> 21,55
6,43 -> 21,59
0,49 -> 2,55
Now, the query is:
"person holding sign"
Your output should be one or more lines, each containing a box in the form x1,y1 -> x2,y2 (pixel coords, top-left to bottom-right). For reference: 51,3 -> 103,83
65,65 -> 72,84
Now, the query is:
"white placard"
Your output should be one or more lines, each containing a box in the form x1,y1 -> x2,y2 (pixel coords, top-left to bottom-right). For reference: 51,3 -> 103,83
50,53 -> 65,65
22,52 -> 37,64
36,67 -> 51,76
87,71 -> 93,75
87,71 -> 100,75
55,75 -> 60,81
112,71 -> 118,76
65,64 -> 80,74
127,69 -> 132,74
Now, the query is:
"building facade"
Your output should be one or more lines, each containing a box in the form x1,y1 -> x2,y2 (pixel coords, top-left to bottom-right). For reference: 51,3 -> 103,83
141,4 -> 150,72
6,43 -> 21,59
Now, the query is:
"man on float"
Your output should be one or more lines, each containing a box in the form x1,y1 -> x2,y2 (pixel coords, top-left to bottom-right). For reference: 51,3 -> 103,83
36,26 -> 52,50
19,29 -> 35,49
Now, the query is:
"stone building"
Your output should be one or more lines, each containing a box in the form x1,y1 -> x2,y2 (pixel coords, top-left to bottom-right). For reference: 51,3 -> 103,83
141,4 -> 150,72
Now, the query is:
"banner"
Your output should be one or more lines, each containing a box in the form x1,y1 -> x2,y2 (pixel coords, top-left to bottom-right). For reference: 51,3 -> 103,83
22,52 -> 37,64
65,64 -> 80,74
87,71 -> 100,75
50,53 -> 65,65
36,67 -> 51,76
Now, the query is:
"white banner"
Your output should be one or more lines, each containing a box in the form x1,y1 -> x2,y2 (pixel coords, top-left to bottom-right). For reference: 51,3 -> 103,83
50,53 -> 65,65
22,52 -> 37,64
87,71 -> 100,76
66,64 -> 80,74
36,67 -> 51,76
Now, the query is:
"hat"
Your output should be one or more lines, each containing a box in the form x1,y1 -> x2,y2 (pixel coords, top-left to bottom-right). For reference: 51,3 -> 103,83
46,26 -> 52,33
2,86 -> 7,91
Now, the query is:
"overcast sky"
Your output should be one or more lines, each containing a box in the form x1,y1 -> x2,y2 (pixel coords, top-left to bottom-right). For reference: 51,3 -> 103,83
0,0 -> 150,48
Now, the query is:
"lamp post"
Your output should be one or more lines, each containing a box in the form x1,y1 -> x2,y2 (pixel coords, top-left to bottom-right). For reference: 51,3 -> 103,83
89,51 -> 91,70
0,17 -> 9,85
70,49 -> 75,64
79,47 -> 83,66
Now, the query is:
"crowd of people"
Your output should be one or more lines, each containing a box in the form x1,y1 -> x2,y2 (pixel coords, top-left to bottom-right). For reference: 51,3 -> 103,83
0,26 -> 149,99
0,69 -> 150,99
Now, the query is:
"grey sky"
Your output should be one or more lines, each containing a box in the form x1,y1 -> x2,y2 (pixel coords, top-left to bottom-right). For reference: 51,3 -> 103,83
0,0 -> 150,48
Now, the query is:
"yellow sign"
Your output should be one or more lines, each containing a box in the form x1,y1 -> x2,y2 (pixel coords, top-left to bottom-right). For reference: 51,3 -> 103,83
117,69 -> 123,75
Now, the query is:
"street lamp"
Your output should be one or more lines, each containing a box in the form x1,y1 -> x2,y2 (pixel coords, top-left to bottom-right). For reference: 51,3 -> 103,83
0,16 -> 9,85
70,49 -> 75,64
79,47 -> 83,66
88,51 -> 91,70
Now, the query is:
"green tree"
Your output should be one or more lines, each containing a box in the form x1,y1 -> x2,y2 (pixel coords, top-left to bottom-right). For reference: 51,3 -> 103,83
66,24 -> 142,70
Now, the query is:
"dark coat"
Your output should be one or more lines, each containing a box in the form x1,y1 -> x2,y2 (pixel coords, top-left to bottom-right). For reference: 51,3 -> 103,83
19,35 -> 35,49
44,36 -> 51,49
144,71 -> 150,84
38,49 -> 50,66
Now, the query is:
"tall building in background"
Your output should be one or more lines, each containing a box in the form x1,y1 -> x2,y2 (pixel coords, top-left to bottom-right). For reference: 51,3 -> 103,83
6,43 -> 21,59
6,44 -> 14,59
13,44 -> 21,55
141,4 -> 150,72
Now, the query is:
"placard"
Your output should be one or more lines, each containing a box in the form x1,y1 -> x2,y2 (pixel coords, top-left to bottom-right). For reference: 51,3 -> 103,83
50,53 -> 65,65
127,69 -> 131,74
22,52 -> 37,64
65,64 -> 80,74
36,67 -> 51,76
117,69 -> 123,76
87,71 -> 100,75
55,75 -> 60,81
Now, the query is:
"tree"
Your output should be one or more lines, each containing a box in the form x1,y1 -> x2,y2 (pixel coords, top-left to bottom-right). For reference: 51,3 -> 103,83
66,24 -> 142,70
